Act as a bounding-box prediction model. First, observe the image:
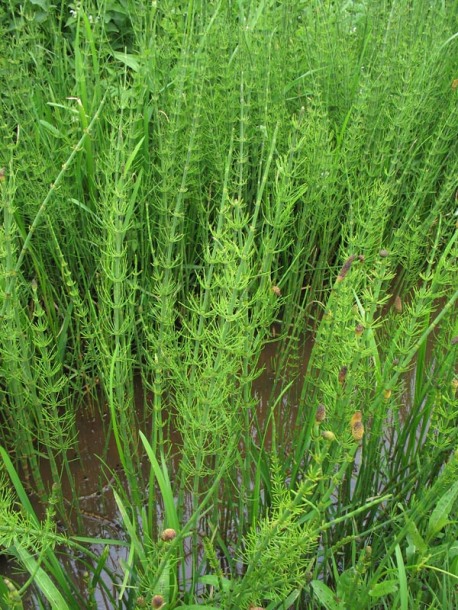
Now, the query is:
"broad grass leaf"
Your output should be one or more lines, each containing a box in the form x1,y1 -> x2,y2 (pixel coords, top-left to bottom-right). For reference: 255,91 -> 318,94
123,139 -> 145,178
266,589 -> 301,609
0,447 -> 39,527
199,575 -> 232,592
112,490 -> 146,563
451,552 -> 458,578
337,568 -> 361,600
426,480 -> 458,541
112,52 -> 141,72
15,546 -> 71,610
395,544 -> 408,610
29,0 -> 49,8
38,120 -> 64,139
140,431 -> 180,531
405,518 -> 427,561
369,579 -> 399,598
311,580 -> 345,610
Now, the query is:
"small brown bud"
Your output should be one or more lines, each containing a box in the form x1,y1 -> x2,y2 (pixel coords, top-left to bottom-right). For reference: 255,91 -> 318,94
151,595 -> 165,609
336,255 -> 357,282
136,596 -> 147,608
351,421 -> 364,442
394,295 -> 402,314
355,323 -> 364,337
160,528 -> 176,542
338,366 -> 348,385
350,411 -> 362,427
271,285 -> 281,297
350,412 -> 364,442
315,403 -> 326,423
379,249 -> 389,258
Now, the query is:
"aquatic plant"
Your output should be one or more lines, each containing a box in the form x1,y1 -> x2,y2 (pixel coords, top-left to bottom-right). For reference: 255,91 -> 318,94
0,0 -> 457,608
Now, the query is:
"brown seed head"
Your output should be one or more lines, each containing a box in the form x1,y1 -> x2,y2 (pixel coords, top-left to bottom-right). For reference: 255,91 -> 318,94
315,403 -> 326,423
136,596 -> 147,608
355,323 -> 364,337
394,295 -> 402,314
352,421 -> 364,442
271,285 -> 281,297
151,595 -> 165,609
350,411 -> 362,427
160,528 -> 177,542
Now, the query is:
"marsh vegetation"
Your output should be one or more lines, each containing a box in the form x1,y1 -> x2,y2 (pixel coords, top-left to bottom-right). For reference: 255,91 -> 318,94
0,1 -> 457,608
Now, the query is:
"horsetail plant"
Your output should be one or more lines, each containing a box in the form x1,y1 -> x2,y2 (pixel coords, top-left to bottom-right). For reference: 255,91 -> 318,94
1,1 -> 457,608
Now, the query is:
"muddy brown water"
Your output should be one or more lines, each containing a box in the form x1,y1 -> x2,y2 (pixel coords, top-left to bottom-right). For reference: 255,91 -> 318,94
2,327 -> 432,609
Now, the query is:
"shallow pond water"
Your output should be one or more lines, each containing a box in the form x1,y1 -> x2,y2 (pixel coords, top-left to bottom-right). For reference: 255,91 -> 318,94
3,333 -> 312,608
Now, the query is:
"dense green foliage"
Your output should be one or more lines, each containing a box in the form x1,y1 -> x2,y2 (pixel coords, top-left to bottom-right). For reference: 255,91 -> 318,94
0,0 -> 457,608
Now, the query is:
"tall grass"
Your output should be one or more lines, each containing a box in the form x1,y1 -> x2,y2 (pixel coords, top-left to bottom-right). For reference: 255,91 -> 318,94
0,0 -> 457,608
